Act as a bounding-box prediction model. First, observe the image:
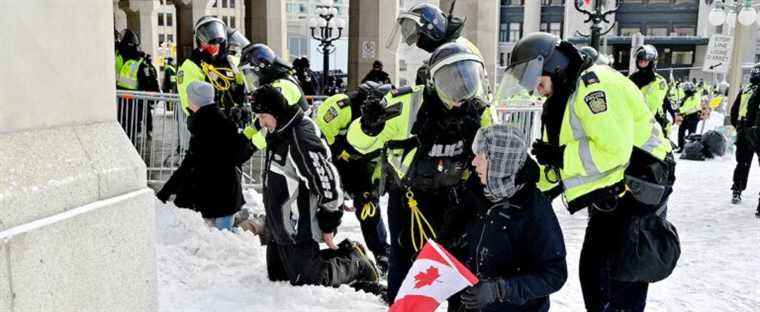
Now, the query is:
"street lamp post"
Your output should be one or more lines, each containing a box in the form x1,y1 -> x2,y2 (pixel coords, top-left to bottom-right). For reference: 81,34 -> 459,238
574,0 -> 620,51
309,0 -> 345,94
706,0 -> 759,111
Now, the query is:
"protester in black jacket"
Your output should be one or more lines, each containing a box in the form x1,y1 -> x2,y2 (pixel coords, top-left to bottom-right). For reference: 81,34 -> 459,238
449,125 -> 567,312
251,85 -> 383,294
156,81 -> 253,230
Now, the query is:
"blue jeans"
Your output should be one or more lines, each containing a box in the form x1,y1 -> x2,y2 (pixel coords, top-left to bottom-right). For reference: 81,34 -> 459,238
206,215 -> 235,231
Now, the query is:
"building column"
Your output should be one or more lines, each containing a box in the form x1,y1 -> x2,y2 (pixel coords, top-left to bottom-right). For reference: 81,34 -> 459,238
0,1 -> 156,310
348,0 -> 400,89
171,0 -> 214,64
246,0 -> 287,57
440,0 -> 499,88
523,0 -> 541,34
121,0 -> 161,66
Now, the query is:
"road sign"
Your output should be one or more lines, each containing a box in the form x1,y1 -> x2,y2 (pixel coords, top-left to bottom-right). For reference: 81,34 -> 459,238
702,34 -> 734,74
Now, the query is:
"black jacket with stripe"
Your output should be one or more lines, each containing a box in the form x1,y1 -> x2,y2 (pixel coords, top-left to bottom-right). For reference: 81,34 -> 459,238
262,112 -> 344,245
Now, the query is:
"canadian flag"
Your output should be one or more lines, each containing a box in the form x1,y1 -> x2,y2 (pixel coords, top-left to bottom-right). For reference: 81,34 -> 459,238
389,240 -> 479,312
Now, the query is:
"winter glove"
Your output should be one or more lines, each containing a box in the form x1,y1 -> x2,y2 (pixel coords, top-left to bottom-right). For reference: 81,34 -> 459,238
155,187 -> 171,204
461,278 -> 507,310
360,97 -> 387,136
316,208 -> 344,234
531,140 -> 565,169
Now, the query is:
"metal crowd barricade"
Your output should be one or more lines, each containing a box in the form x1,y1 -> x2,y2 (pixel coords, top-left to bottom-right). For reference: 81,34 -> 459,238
116,91 -> 543,188
492,102 -> 543,143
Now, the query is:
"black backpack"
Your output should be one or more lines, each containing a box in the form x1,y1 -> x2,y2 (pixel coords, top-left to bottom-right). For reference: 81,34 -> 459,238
701,130 -> 726,158
680,134 -> 705,161
611,208 -> 681,283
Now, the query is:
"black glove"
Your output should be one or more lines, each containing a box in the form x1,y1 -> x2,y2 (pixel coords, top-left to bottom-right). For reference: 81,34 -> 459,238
360,96 -> 387,136
461,279 -> 507,310
531,140 -> 565,169
316,208 -> 343,234
156,187 -> 171,204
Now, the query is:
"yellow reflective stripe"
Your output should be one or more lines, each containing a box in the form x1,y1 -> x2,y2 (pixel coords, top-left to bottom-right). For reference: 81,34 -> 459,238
567,86 -> 601,176
563,164 -> 627,189
740,89 -> 753,119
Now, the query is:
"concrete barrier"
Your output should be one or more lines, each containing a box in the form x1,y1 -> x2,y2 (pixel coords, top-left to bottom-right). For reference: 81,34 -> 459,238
0,0 -> 158,310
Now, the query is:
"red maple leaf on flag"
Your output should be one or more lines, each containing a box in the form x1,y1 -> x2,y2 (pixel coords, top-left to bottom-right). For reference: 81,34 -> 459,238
413,266 -> 440,289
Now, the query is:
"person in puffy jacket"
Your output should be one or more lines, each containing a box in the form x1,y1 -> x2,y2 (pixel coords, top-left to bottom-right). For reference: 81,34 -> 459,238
449,125 -> 567,312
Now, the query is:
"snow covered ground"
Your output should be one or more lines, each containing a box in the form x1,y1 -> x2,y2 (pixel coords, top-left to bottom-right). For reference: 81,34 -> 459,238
156,154 -> 760,311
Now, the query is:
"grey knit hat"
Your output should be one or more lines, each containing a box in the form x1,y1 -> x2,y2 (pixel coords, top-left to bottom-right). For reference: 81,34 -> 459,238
187,81 -> 215,108
472,125 -> 528,202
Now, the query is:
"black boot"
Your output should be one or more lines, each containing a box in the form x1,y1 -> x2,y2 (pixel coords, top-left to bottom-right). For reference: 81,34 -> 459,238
732,191 -> 742,204
756,200 -> 760,218
375,255 -> 389,276
339,239 -> 380,283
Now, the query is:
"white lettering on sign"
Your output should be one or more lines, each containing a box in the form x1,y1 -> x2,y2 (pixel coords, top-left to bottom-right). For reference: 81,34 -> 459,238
703,35 -> 734,74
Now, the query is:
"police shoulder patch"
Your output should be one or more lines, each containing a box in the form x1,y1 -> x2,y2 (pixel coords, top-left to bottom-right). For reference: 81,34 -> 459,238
337,98 -> 349,108
584,90 -> 608,114
177,70 -> 184,85
581,72 -> 600,87
391,86 -> 413,97
323,106 -> 339,123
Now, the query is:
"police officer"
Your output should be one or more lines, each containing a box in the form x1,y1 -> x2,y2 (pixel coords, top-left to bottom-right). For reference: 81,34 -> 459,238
630,45 -> 671,135
115,29 -> 159,139
500,32 -> 673,311
315,81 -> 392,273
177,16 -> 247,127
347,41 -> 491,302
675,82 -> 701,152
162,57 -> 177,93
239,43 -> 309,151
293,57 -> 321,96
730,64 -> 760,217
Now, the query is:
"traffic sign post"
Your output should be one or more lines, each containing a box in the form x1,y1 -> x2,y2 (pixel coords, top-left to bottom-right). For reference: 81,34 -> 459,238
703,34 -> 734,74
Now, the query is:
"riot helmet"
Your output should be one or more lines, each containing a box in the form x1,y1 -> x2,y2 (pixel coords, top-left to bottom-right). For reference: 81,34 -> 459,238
635,44 -> 658,71
239,43 -> 292,90
750,63 -> 760,85
194,16 -> 228,56
387,3 -> 463,53
428,41 -> 487,109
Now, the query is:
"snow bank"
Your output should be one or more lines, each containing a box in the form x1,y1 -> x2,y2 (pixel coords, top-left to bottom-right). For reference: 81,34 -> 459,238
156,190 -> 386,312
157,155 -> 760,311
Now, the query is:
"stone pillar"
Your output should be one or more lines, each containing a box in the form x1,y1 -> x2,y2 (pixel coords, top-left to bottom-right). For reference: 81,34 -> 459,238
114,0 -> 128,32
348,0 -> 400,89
440,0 -> 499,89
121,0 -> 161,66
246,0 -> 288,58
523,0 -> 541,34
0,1 -> 157,311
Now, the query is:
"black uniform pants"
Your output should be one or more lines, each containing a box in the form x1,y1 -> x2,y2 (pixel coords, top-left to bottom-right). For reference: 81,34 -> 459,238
677,113 -> 700,149
352,194 -> 390,260
266,241 -> 357,287
579,198 -> 655,312
732,129 -> 760,192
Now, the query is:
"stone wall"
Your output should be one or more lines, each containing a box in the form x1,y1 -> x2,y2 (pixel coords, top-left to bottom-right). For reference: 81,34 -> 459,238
0,1 -> 157,311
